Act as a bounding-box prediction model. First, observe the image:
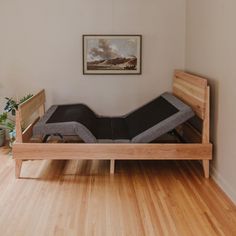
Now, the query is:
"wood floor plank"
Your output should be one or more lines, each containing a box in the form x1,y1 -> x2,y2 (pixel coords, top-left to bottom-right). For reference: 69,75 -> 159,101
0,147 -> 236,236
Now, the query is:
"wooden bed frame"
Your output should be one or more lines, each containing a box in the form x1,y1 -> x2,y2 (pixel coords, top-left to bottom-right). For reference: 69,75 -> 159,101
12,70 -> 212,178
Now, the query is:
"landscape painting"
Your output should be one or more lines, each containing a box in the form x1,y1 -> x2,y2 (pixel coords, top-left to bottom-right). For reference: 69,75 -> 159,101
83,35 -> 142,75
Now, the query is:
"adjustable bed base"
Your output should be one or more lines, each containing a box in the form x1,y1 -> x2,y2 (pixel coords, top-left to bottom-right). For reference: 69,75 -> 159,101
13,70 -> 213,179
33,92 -> 194,143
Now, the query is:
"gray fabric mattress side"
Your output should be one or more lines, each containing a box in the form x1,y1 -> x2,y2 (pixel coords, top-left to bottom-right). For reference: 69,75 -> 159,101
33,105 -> 97,143
131,92 -> 194,143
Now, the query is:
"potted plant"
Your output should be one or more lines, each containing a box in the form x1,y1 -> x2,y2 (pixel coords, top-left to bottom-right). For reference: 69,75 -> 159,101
0,112 -> 16,147
0,94 -> 33,147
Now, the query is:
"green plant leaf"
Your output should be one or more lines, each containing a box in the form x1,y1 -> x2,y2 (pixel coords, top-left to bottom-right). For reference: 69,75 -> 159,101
1,93 -> 33,132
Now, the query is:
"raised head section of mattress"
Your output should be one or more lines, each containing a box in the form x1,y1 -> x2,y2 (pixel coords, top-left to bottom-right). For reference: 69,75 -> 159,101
33,104 -> 98,143
125,92 -> 194,143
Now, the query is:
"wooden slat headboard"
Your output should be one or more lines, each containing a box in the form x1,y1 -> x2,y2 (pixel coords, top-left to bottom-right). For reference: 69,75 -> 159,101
19,90 -> 45,124
173,70 -> 208,120
15,90 -> 46,142
173,70 -> 210,144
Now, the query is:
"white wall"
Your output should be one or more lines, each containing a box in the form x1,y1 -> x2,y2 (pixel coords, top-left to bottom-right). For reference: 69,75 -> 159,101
186,0 -> 236,203
0,0 -> 186,116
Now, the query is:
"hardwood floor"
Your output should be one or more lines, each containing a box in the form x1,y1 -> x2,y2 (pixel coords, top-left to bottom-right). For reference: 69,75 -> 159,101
0,147 -> 236,236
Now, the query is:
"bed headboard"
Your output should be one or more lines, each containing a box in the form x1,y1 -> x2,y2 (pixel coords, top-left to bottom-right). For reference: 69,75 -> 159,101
173,70 -> 208,119
15,90 -> 46,142
173,70 -> 210,143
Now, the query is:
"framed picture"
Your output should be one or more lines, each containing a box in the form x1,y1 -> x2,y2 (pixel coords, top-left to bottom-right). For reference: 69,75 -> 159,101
83,35 -> 142,75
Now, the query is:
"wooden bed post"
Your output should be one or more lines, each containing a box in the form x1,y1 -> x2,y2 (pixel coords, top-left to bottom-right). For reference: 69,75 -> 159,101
202,86 -> 210,178
110,160 -> 115,174
15,160 -> 23,179
15,109 -> 23,178
173,71 -> 212,178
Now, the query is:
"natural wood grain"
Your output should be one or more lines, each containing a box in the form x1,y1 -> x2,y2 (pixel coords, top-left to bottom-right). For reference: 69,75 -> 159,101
173,70 -> 208,119
201,86 -> 210,178
110,160 -> 115,174
15,90 -> 45,142
202,159 -> 210,178
174,78 -> 206,102
38,103 -> 45,117
173,81 -> 205,118
202,86 -> 210,143
173,71 -> 211,178
19,90 -> 45,123
13,143 -> 212,161
15,110 -> 23,143
175,70 -> 208,88
22,117 -> 40,143
0,148 -> 235,236
15,159 -> 22,178
182,123 -> 202,143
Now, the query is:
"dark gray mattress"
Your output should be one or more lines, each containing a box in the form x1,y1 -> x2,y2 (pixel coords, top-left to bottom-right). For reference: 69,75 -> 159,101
33,92 -> 194,143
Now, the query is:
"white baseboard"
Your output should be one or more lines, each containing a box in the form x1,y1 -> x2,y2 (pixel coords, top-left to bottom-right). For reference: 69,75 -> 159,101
211,166 -> 236,205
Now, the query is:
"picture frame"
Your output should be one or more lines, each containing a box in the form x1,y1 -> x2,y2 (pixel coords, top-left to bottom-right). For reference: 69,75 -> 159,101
83,35 -> 142,75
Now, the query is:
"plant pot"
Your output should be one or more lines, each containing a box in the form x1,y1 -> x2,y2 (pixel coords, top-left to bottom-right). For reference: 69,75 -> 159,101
0,128 -> 5,147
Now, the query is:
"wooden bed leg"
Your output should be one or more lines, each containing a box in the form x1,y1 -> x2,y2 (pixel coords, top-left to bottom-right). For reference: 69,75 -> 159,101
202,160 -> 209,178
15,160 -> 23,179
110,160 -> 115,174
